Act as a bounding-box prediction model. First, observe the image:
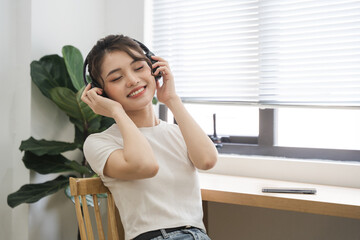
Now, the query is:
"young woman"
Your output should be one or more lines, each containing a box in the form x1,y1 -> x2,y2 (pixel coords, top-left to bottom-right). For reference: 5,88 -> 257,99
81,34 -> 217,240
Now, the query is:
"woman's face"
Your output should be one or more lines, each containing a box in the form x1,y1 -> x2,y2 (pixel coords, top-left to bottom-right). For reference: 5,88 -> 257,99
100,50 -> 156,112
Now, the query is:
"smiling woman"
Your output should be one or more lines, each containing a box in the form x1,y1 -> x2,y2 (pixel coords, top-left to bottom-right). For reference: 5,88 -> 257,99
99,51 -> 156,111
80,34 -> 217,240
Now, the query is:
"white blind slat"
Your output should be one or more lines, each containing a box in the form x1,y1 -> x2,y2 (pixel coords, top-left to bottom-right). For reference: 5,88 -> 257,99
152,0 -> 360,107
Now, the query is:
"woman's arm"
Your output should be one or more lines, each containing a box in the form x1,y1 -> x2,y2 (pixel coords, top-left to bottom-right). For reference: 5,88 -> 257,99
153,56 -> 218,170
167,97 -> 218,170
104,108 -> 159,180
81,84 -> 158,180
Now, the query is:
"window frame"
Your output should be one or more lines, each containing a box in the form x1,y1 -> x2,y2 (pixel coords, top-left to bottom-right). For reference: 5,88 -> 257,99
159,106 -> 360,162
222,108 -> 360,162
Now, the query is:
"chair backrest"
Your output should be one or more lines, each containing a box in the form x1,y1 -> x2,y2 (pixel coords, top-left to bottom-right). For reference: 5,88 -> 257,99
69,177 -> 124,240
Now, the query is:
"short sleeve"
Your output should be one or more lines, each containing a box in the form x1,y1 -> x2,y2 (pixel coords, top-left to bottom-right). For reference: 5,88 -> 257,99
83,130 -> 123,177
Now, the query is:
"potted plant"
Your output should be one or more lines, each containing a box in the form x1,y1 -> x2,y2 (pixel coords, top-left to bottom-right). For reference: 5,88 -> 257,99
7,45 -> 115,208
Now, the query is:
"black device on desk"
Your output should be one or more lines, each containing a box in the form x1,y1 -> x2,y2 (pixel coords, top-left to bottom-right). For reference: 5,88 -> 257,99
262,187 -> 317,194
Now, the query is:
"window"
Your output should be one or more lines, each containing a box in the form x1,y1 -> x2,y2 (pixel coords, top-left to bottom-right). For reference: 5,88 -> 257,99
175,104 -> 259,137
278,108 -> 360,150
152,0 -> 360,161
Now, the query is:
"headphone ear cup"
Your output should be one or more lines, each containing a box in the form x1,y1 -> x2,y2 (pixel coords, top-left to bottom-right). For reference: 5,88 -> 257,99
83,52 -> 109,97
146,52 -> 156,64
147,53 -> 162,81
146,52 -> 160,80
90,82 -> 97,89
132,38 -> 162,81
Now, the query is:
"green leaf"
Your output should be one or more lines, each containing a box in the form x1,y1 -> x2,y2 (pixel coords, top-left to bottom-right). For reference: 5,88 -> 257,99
7,175 -> 72,208
62,45 -> 84,91
152,96 -> 158,105
49,87 -> 98,123
49,87 -> 82,119
31,61 -> 60,99
70,117 -> 85,133
76,86 -> 98,122
73,115 -> 106,146
22,151 -> 92,175
65,160 -> 93,175
88,116 -> 102,134
20,137 -> 79,156
100,116 -> 115,131
72,115 -> 102,136
39,55 -> 76,92
74,124 -> 85,146
70,115 -> 102,137
30,55 -> 76,99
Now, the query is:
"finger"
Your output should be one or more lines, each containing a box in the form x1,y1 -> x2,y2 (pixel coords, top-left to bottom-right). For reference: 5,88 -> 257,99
85,83 -> 92,90
151,57 -> 170,69
81,93 -> 87,102
151,55 -> 167,62
156,79 -> 161,89
92,87 -> 104,96
154,66 -> 168,76
81,94 -> 91,105
152,61 -> 169,69
87,89 -> 99,102
87,87 -> 104,98
81,83 -> 92,99
81,92 -> 91,103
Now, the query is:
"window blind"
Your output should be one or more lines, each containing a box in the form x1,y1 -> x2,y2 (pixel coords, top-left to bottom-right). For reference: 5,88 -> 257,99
152,0 -> 360,107
152,0 -> 260,103
259,0 -> 360,107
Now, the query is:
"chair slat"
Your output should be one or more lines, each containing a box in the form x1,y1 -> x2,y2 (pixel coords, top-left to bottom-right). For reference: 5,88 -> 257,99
108,212 -> 113,240
74,195 -> 87,240
107,194 -> 119,240
115,209 -> 125,239
82,195 -> 95,240
69,177 -> 124,240
93,194 -> 106,240
72,177 -> 110,195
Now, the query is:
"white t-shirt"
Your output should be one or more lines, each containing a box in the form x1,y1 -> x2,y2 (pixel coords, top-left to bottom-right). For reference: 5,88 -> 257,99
83,120 -> 205,240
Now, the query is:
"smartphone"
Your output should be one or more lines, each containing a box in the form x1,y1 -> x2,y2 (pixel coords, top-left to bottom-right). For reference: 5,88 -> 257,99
262,187 -> 317,194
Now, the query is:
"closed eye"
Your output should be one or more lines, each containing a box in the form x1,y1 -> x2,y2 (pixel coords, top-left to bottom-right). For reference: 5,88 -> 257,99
135,66 -> 144,71
111,76 -> 122,82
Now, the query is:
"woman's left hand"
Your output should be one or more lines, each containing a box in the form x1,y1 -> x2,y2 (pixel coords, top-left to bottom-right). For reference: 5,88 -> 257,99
152,56 -> 179,105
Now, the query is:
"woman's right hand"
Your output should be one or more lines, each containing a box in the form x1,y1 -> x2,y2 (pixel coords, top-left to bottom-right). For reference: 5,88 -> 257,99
81,84 -> 124,118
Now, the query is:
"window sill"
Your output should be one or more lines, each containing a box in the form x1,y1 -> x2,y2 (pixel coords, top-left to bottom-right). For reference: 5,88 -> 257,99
199,172 -> 360,219
202,154 -> 360,189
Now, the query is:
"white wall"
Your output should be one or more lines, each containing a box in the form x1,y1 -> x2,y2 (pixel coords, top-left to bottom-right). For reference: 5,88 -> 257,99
105,0 -> 146,41
1,0 -> 145,239
1,0 -> 31,239
29,0 -> 146,239
30,1 -> 105,238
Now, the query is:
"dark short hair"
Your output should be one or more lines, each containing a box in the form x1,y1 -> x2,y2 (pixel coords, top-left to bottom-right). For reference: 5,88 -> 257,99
86,34 -> 152,87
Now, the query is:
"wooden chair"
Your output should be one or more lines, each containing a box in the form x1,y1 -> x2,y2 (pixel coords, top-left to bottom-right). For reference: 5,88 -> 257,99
69,177 -> 125,240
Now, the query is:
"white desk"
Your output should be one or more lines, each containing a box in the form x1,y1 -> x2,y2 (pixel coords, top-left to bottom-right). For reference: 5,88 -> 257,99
200,173 -> 360,220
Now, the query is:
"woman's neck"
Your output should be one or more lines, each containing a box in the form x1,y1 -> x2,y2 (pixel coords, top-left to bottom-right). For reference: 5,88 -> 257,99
125,104 -> 159,128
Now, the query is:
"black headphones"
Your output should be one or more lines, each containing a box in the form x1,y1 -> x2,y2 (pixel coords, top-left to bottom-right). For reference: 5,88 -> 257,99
82,38 -> 161,93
